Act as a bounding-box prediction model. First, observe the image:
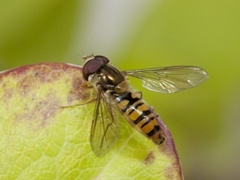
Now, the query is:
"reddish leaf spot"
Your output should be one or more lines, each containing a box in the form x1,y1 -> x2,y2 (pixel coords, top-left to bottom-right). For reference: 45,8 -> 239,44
144,151 -> 155,165
0,63 -> 94,131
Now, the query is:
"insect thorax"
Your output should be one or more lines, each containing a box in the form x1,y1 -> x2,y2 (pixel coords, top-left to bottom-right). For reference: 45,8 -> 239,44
88,64 -> 127,92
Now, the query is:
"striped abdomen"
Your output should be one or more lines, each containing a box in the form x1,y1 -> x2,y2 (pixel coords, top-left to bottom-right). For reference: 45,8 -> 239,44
114,91 -> 165,144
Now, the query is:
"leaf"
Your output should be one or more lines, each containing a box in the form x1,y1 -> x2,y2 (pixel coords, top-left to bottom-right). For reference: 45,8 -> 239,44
0,63 -> 183,179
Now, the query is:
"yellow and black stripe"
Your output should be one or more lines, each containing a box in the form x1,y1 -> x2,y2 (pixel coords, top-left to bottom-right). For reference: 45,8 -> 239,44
115,91 -> 165,144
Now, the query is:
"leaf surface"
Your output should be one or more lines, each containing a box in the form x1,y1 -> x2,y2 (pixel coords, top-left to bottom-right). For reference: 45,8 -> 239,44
0,63 -> 183,179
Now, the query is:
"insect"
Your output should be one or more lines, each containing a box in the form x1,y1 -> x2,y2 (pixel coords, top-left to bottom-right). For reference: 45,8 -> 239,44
82,55 -> 208,156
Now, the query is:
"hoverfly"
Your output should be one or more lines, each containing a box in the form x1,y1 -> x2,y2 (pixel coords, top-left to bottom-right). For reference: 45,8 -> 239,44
82,55 -> 208,156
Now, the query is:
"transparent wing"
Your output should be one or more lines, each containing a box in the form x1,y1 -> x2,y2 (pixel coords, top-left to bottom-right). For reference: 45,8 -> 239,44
124,66 -> 208,93
90,88 -> 121,157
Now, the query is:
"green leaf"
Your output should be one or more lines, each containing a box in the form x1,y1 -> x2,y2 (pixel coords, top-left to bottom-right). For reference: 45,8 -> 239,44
0,63 -> 183,179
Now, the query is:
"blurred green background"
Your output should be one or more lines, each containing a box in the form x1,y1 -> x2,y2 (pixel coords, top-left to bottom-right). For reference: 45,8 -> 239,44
0,0 -> 239,179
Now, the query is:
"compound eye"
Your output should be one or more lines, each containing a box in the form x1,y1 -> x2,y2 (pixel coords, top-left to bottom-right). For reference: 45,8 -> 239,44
82,55 -> 109,81
94,55 -> 109,65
